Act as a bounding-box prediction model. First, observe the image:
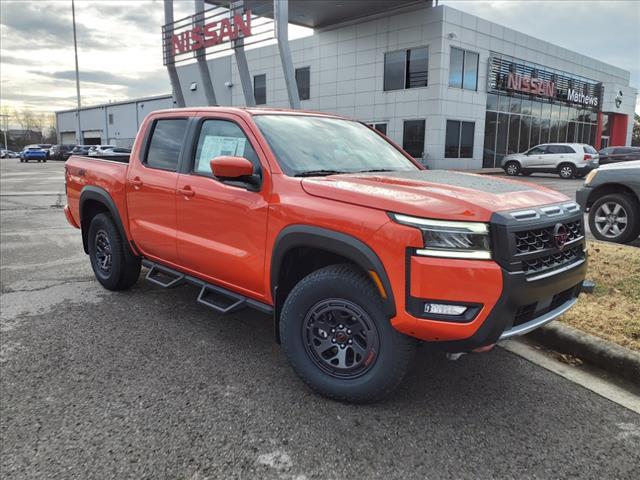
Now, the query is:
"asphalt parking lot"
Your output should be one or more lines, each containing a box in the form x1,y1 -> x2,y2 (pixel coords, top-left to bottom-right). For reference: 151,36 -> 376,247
1,159 -> 639,479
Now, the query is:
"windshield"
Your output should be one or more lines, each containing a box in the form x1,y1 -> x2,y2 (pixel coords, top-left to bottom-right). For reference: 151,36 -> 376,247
253,115 -> 419,176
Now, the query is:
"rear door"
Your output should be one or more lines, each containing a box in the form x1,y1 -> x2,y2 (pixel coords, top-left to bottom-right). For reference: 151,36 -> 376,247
126,116 -> 189,263
175,114 -> 271,298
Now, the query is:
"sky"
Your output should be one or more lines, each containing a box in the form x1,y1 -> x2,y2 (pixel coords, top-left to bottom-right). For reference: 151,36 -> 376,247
0,0 -> 639,125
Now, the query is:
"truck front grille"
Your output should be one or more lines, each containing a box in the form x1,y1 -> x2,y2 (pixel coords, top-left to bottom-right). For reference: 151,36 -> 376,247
514,220 -> 582,254
522,245 -> 583,274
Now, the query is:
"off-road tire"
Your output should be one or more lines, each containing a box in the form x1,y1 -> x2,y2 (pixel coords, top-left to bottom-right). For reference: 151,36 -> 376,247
280,264 -> 416,403
504,161 -> 521,176
588,193 -> 640,244
88,213 -> 141,290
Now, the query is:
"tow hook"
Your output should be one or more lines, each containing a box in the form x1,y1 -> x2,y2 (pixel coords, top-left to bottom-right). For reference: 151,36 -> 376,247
445,352 -> 466,361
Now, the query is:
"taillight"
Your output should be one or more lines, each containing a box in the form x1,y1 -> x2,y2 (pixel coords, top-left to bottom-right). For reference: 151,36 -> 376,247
584,154 -> 592,161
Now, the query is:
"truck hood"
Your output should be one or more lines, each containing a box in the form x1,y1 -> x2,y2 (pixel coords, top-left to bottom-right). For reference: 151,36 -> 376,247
301,170 -> 568,222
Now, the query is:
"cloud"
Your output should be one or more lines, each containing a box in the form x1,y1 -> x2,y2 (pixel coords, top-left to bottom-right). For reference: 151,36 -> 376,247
0,0 -> 125,49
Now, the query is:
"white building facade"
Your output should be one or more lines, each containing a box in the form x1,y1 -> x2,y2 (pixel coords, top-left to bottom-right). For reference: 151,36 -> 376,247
175,4 -> 636,169
56,95 -> 175,147
58,4 -> 636,169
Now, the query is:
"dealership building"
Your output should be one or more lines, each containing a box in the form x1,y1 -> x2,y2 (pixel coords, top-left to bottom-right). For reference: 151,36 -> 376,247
57,0 -> 637,169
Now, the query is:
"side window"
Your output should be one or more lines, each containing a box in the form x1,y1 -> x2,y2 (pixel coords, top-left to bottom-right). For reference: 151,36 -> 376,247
528,146 -> 545,155
562,145 -> 576,153
145,119 -> 188,171
546,145 -> 560,154
193,120 -> 260,176
613,148 -> 627,155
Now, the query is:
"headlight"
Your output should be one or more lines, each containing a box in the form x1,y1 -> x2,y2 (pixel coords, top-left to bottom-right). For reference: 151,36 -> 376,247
391,213 -> 492,259
584,169 -> 598,185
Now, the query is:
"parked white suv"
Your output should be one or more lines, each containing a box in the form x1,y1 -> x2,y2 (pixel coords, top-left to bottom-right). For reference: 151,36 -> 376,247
502,143 -> 599,179
87,145 -> 117,156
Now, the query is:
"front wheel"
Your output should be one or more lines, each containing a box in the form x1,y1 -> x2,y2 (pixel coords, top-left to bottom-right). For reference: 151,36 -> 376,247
589,194 -> 640,244
504,161 -> 521,176
88,213 -> 141,290
280,264 -> 416,403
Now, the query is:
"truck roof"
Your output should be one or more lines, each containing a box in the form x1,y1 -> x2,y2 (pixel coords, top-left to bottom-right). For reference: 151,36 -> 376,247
148,106 -> 345,120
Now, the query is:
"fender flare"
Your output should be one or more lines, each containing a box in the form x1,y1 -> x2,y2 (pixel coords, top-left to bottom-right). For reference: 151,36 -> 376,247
270,225 -> 396,318
79,186 -> 137,261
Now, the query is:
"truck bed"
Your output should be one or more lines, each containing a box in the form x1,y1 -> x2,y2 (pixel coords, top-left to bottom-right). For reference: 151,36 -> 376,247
72,154 -> 130,163
65,154 -> 130,231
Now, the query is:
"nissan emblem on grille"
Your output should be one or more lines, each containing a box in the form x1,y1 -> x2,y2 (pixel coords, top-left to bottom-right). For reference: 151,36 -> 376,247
552,223 -> 569,250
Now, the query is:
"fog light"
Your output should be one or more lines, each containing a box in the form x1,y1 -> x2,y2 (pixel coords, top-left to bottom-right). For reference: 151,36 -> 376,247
423,303 -> 467,316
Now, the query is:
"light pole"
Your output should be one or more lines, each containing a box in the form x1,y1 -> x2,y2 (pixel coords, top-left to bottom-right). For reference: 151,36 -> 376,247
0,114 -> 8,152
72,0 -> 82,144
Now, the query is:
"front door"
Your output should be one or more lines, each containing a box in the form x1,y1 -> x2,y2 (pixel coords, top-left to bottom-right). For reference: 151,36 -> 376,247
600,136 -> 609,149
175,116 -> 270,299
126,117 -> 189,263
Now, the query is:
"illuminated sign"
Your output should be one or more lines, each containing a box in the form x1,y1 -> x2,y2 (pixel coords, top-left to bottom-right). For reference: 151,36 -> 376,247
507,73 -> 556,98
566,88 -> 599,107
171,10 -> 252,56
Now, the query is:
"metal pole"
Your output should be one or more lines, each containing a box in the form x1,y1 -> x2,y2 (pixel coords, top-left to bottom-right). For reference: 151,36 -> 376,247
194,0 -> 217,106
72,0 -> 82,144
232,1 -> 256,106
164,0 -> 186,107
274,0 -> 300,109
0,114 -> 8,151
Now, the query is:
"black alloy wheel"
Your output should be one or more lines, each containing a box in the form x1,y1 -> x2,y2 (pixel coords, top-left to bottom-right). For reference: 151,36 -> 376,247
303,298 -> 380,379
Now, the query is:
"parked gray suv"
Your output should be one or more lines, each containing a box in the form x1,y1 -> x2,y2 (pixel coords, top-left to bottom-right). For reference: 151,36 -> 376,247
576,160 -> 640,244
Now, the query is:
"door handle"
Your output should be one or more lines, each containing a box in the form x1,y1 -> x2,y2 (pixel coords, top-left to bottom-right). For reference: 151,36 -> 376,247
131,177 -> 143,188
178,186 -> 195,198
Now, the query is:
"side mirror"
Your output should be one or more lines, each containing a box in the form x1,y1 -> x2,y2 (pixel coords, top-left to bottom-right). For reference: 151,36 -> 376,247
210,156 -> 254,179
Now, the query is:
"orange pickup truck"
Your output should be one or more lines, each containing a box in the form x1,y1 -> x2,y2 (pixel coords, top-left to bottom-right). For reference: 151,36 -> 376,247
65,107 -> 587,402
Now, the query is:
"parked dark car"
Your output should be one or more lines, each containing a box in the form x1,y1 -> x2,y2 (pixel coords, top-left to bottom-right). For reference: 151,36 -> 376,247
598,146 -> 640,165
70,145 -> 92,156
49,144 -> 76,161
576,160 -> 640,244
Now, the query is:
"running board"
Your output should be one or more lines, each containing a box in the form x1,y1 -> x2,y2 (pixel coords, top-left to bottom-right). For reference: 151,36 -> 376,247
142,259 -> 273,316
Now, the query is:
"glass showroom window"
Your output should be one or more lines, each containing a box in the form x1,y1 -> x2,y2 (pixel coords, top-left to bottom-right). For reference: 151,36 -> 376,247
295,67 -> 310,101
402,120 -> 425,158
449,47 -> 479,90
445,120 -> 474,158
384,47 -> 429,91
254,74 -> 266,105
367,123 -> 388,135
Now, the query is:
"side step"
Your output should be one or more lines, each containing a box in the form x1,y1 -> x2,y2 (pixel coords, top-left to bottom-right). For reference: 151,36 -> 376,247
146,264 -> 185,288
142,259 -> 273,316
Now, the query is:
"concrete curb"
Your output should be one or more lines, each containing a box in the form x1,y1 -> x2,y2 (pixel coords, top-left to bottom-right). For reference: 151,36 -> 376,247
526,322 -> 640,385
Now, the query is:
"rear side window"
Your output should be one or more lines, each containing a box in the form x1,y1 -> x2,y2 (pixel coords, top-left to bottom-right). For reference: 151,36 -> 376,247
561,145 -> 576,153
193,120 -> 260,176
583,145 -> 597,154
146,119 -> 188,171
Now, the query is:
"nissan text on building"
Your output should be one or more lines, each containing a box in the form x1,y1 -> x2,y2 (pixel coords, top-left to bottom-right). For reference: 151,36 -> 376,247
56,0 -> 637,170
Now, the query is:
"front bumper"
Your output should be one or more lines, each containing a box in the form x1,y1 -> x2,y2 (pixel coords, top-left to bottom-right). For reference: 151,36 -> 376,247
575,185 -> 592,211
389,206 -> 587,351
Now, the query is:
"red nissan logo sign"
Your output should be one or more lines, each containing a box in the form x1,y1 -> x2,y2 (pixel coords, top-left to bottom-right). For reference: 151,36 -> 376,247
553,223 -> 569,250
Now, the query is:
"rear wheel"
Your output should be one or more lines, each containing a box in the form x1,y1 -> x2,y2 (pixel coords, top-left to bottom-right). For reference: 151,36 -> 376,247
88,213 -> 141,290
280,264 -> 416,403
589,194 -> 640,244
558,163 -> 576,179
504,161 -> 521,176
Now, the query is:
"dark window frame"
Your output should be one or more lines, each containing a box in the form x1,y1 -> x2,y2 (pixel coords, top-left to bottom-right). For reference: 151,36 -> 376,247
295,66 -> 310,101
449,47 -> 479,91
384,46 -> 429,92
445,119 -> 475,158
143,117 -> 189,172
402,119 -> 426,158
253,73 -> 266,105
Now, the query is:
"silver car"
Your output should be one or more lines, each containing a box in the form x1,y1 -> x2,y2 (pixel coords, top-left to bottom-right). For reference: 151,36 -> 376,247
501,143 -> 599,179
